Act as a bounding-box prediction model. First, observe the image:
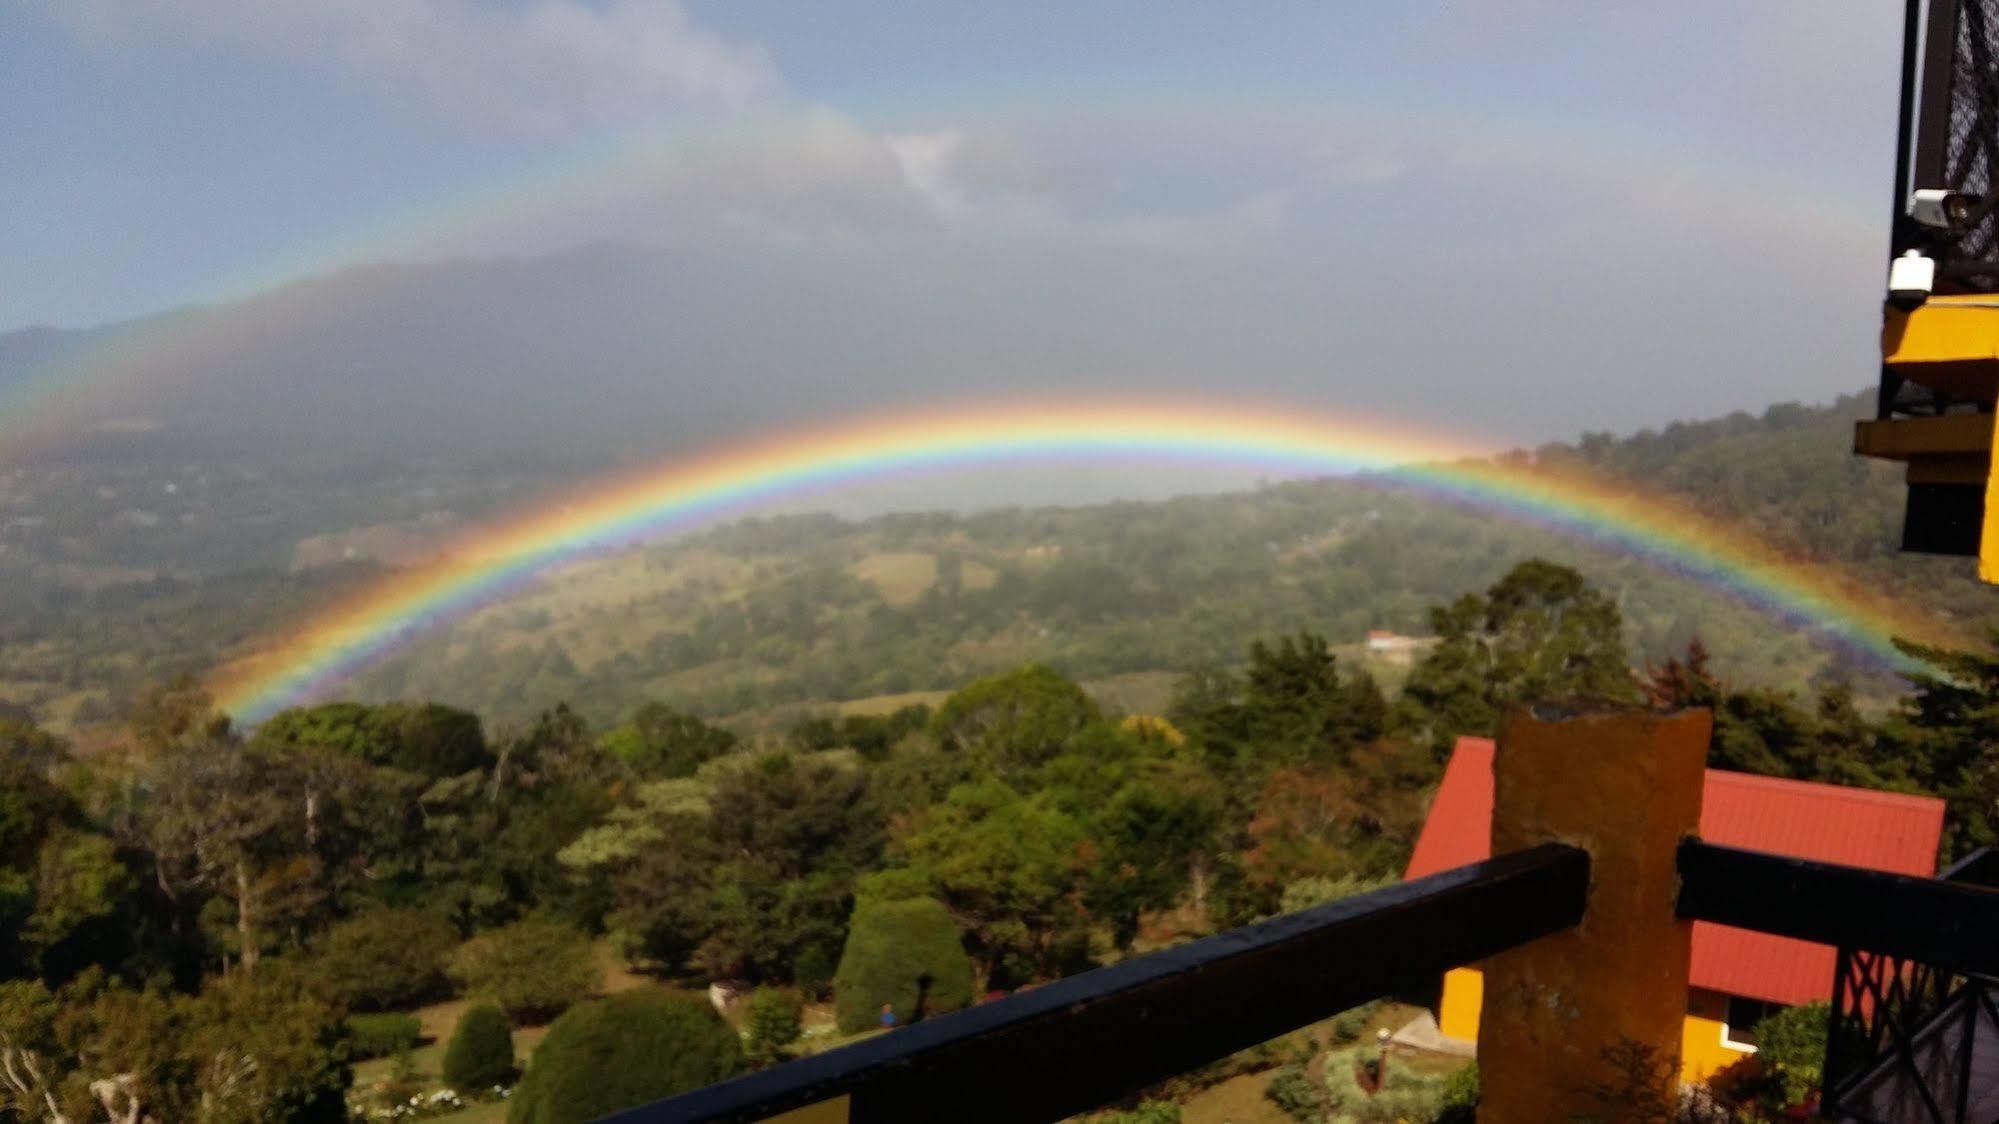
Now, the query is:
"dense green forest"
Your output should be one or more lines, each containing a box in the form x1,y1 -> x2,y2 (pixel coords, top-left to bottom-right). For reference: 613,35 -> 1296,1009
4,391 -> 1995,734
6,553 -> 1999,1122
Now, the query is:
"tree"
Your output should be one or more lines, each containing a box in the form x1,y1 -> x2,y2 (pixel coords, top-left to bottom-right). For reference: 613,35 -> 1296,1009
930,665 -> 1101,778
743,987 -> 803,1067
1083,764 -> 1222,950
1398,560 -> 1637,749
441,1003 -> 515,1092
1881,635 -> 1999,857
139,737 -> 297,974
0,967 -> 350,1124
23,831 -> 135,984
507,992 -> 743,1124
888,779 -> 1089,981
128,674 -> 230,753
181,966 -> 355,1124
1242,632 -> 1385,765
448,917 -> 598,1024
252,703 -> 398,767
792,945 -> 835,1001
1647,638 -> 1890,785
313,908 -> 458,1011
692,754 -> 884,980
832,896 -> 975,1033
570,753 -> 883,981
383,702 -> 492,777
600,702 -> 736,778
252,701 -> 492,778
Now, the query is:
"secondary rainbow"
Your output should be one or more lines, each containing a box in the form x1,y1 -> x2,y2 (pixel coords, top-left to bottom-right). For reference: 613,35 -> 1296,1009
2,91 -> 1880,467
212,402 -> 1941,722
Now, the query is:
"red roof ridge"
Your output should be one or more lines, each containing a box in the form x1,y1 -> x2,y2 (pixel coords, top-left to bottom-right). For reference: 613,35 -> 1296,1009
1704,767 -> 1945,813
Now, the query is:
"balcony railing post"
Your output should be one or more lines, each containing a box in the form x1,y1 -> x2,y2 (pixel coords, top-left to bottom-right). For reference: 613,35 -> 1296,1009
1477,704 -> 1711,1124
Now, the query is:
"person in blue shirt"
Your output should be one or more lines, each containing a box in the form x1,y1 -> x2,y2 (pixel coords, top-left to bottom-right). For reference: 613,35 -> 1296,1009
880,1003 -> 897,1029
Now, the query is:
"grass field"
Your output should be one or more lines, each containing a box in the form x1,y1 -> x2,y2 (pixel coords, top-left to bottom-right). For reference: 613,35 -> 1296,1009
848,551 -> 938,606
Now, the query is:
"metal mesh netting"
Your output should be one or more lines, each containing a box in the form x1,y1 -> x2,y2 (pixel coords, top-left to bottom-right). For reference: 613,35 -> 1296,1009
1936,0 -> 1999,286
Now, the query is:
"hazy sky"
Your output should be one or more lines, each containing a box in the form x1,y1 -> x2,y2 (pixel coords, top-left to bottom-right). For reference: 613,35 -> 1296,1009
2,2 -> 1906,437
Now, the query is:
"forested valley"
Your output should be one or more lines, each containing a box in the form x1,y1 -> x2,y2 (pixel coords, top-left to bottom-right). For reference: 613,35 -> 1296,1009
7,547 -> 1999,1122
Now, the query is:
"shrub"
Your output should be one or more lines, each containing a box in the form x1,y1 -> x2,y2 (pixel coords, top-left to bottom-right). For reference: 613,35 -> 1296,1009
448,917 -> 598,1024
441,1003 -> 515,1092
1751,1000 -> 1830,1107
1327,999 -> 1380,1045
832,897 -> 974,1033
315,908 -> 459,1012
506,992 -> 743,1124
743,988 -> 803,1067
1435,1062 -> 1479,1124
1264,1065 -> 1323,1121
791,945 -> 835,1000
1319,1046 -> 1449,1124
346,1013 -> 422,1060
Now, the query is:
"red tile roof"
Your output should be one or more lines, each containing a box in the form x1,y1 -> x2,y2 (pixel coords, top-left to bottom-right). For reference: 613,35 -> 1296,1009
1404,736 -> 1946,1006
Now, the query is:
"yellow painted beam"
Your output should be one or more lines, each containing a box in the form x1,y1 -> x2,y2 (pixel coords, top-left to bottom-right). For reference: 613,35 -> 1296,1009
1886,297 -> 1999,364
1884,298 -> 1999,403
1853,414 -> 1995,460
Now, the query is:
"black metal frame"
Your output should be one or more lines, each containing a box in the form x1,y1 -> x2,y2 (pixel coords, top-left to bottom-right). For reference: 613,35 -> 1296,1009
1676,842 -> 1999,1123
608,843 -> 1590,1124
1821,950 -> 1999,1123
1892,0 -> 1999,289
1820,848 -> 1999,1123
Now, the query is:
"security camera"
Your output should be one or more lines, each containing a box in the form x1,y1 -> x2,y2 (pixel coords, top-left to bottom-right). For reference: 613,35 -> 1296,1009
1888,249 -> 1935,310
1910,188 -> 1978,229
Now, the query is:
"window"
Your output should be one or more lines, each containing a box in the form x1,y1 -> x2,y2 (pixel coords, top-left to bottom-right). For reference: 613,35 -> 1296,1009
1722,996 -> 1778,1051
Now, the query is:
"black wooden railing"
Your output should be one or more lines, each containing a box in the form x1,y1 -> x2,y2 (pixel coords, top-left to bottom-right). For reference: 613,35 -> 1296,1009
1820,848 -> 1999,1124
607,843 -> 1590,1124
603,839 -> 1999,1124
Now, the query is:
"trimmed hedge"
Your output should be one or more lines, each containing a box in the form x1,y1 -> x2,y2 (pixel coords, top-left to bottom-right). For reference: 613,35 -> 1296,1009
506,992 -> 742,1123
347,1013 -> 422,1060
442,1003 -> 515,1092
832,896 -> 974,1033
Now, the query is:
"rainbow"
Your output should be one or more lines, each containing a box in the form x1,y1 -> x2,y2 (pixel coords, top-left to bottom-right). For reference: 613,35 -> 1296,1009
211,401 -> 1944,723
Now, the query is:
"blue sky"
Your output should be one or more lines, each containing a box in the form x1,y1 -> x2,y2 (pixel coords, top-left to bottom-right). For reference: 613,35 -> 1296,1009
0,2 -> 1909,435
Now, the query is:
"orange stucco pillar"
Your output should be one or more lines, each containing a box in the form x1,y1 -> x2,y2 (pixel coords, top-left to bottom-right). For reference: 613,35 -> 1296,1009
1476,704 -> 1710,1124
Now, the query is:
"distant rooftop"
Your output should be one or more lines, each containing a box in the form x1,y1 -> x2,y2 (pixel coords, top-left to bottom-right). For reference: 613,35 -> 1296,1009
1406,736 -> 1947,1005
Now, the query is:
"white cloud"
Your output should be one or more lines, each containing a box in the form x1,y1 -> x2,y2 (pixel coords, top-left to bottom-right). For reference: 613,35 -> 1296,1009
40,0 -> 778,132
884,131 -> 968,218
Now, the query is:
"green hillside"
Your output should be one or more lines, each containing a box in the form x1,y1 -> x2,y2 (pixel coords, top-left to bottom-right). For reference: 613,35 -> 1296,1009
2,391 -> 1994,731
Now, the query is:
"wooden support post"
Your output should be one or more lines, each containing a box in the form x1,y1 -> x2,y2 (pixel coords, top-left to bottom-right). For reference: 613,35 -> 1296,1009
1476,704 -> 1710,1124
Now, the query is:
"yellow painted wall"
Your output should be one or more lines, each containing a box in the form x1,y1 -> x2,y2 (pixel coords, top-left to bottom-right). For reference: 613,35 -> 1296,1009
1680,989 -> 1755,1082
1439,967 -> 1484,1043
1437,969 -> 1754,1082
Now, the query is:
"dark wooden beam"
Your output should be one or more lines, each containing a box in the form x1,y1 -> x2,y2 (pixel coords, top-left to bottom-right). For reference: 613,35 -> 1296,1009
608,843 -> 1590,1124
1677,840 -> 1999,978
